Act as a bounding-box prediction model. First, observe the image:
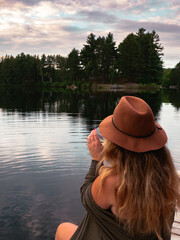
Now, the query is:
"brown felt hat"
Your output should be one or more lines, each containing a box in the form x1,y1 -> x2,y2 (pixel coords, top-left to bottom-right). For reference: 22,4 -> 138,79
99,96 -> 167,153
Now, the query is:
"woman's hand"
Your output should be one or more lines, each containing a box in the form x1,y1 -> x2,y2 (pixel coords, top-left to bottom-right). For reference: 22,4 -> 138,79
87,130 -> 103,161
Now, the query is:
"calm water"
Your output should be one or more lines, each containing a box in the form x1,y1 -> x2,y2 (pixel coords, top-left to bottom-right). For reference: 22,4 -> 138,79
0,88 -> 179,240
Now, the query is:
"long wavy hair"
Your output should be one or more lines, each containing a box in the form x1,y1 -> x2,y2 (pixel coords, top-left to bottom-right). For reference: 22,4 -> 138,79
98,139 -> 180,240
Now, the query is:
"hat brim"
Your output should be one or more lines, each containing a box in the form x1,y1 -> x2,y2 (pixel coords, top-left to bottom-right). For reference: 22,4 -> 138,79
99,115 -> 167,153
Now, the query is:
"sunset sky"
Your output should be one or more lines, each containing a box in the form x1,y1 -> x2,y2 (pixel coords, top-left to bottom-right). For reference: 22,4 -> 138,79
0,0 -> 179,68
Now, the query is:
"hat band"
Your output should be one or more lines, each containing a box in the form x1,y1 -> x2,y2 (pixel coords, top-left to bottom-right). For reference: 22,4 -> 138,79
112,117 -> 157,138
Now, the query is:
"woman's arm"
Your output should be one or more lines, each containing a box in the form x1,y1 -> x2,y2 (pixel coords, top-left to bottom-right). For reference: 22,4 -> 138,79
80,130 -> 103,203
91,173 -> 117,210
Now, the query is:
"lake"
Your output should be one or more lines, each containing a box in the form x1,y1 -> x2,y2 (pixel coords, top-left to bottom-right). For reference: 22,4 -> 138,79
0,87 -> 179,240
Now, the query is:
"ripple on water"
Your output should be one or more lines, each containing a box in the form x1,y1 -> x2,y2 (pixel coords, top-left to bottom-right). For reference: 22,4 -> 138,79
0,104 -> 179,240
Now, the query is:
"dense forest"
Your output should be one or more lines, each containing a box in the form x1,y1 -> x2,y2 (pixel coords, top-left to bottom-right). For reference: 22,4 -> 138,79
0,28 -> 179,88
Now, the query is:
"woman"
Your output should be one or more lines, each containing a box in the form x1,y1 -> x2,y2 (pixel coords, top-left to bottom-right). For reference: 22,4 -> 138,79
55,96 -> 180,240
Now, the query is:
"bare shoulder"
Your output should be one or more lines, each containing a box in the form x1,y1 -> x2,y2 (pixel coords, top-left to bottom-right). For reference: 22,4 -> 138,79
91,173 -> 118,209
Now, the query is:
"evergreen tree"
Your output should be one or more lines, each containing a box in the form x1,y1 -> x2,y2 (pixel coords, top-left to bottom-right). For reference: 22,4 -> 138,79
46,55 -> 56,83
0,56 -> 15,84
67,48 -> 80,83
118,28 -> 163,84
80,33 -> 98,80
118,33 -> 140,82
96,33 -> 117,82
40,54 -> 47,84
81,33 -> 117,82
56,55 -> 67,82
137,29 -> 163,84
170,62 -> 180,87
22,54 -> 41,84
0,29 -> 165,86
162,68 -> 171,87
0,53 -> 41,85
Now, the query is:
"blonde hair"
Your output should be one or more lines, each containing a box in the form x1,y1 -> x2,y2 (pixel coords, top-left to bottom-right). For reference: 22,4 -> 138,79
98,139 -> 180,239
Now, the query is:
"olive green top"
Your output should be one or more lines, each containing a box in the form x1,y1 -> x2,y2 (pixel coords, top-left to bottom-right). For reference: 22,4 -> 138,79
71,160 -> 173,240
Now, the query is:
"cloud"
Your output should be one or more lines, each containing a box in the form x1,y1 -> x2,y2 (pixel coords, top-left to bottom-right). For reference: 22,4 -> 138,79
168,0 -> 180,14
62,25 -> 88,33
0,0 -> 170,13
114,19 -> 180,33
0,0 -> 42,7
77,10 -> 118,24
0,0 -> 179,67
98,0 -> 165,13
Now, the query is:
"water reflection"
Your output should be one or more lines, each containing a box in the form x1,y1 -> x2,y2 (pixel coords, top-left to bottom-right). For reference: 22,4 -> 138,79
0,87 -> 164,115
0,87 -> 169,128
0,111 -> 88,240
0,87 -> 179,240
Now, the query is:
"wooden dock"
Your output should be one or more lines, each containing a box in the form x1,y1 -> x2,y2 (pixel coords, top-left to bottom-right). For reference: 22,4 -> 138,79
171,210 -> 180,239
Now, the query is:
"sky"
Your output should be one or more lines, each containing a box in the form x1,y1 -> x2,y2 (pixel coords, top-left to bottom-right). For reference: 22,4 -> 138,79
0,0 -> 179,68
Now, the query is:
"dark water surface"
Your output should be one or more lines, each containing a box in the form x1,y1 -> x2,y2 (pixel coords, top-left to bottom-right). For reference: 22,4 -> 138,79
0,88 -> 179,240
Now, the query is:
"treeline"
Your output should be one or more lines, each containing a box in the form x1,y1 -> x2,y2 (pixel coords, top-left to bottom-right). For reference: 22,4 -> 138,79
162,63 -> 180,88
0,28 -> 179,87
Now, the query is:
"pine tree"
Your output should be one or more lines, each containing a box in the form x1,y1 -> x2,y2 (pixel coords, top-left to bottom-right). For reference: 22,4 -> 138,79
170,62 -> 180,87
67,48 -> 80,83
117,28 -> 163,84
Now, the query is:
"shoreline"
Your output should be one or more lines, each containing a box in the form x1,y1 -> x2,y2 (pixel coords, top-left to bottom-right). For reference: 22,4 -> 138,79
92,83 -> 161,92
